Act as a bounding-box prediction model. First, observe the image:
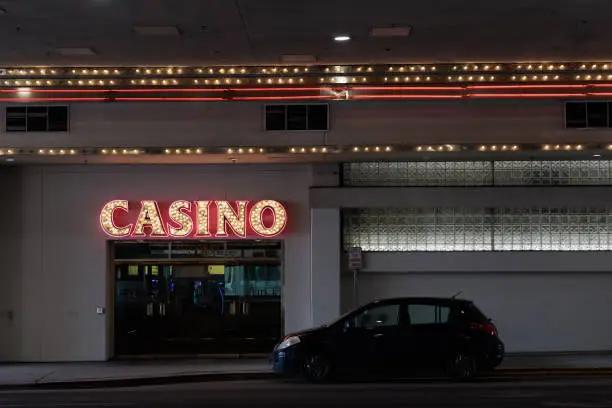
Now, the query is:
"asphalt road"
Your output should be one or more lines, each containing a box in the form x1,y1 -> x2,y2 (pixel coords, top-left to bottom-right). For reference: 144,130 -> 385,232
2,377 -> 612,407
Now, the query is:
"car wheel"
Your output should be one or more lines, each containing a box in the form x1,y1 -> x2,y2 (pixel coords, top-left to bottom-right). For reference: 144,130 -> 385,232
301,353 -> 332,383
448,352 -> 477,381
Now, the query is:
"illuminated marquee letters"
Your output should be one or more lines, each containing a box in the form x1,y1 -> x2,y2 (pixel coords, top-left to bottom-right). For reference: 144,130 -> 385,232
100,199 -> 287,239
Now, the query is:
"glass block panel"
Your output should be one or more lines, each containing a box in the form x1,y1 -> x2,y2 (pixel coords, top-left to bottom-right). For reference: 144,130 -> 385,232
343,160 -> 612,186
344,207 -> 612,252
342,161 -> 492,186
492,207 -> 612,251
342,208 -> 493,251
493,160 -> 612,186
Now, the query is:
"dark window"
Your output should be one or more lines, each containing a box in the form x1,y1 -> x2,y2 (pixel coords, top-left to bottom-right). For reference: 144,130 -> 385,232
286,105 -> 308,130
26,106 -> 48,132
264,105 -> 286,131
460,302 -> 490,323
407,303 -> 450,325
264,104 -> 329,131
565,102 -> 587,128
587,102 -> 608,127
5,105 -> 69,132
5,107 -> 27,132
352,303 -> 400,329
48,106 -> 69,131
307,104 -> 329,130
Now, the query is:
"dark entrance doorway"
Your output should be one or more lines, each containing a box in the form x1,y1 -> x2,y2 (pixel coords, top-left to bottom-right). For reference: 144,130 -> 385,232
112,240 -> 282,355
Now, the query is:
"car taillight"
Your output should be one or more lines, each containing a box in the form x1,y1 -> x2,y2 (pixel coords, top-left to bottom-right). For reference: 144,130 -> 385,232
470,322 -> 497,336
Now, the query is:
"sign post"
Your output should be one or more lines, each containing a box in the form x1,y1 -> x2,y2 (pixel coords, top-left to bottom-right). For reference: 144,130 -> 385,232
348,247 -> 363,309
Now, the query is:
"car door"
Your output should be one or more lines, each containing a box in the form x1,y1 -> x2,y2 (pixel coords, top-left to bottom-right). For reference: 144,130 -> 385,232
406,301 -> 454,373
335,301 -> 404,375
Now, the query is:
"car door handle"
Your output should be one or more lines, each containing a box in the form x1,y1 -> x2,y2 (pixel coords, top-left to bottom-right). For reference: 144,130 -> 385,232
373,333 -> 384,338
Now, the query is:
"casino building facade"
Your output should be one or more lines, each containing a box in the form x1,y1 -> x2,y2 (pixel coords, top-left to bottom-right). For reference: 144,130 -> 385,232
2,62 -> 612,361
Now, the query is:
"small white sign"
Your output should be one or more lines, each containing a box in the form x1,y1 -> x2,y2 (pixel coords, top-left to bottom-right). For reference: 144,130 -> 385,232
348,247 -> 363,270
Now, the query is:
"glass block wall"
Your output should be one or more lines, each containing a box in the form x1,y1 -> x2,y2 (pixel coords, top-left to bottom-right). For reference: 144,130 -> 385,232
343,160 -> 612,186
342,207 -> 612,251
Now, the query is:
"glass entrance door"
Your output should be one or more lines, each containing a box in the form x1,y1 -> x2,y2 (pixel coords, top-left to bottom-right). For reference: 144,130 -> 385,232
114,262 -> 282,355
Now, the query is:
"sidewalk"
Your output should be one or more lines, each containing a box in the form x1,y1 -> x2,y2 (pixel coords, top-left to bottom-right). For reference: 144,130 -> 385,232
0,358 -> 273,389
2,353 -> 612,389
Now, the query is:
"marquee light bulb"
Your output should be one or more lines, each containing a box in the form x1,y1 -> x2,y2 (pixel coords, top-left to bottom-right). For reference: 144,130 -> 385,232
249,200 -> 287,237
132,201 -> 166,237
100,200 -> 132,237
216,201 -> 247,237
168,200 -> 194,237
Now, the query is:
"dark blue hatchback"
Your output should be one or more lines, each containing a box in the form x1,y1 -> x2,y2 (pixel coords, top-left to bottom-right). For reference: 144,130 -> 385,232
271,297 -> 504,382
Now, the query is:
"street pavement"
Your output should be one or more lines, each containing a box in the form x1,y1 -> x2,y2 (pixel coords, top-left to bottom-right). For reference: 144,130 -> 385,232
4,353 -> 612,388
2,377 -> 612,407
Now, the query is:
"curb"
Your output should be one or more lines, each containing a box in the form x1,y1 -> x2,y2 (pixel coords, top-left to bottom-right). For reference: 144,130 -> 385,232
3,368 -> 612,390
0,371 -> 279,391
493,368 -> 612,376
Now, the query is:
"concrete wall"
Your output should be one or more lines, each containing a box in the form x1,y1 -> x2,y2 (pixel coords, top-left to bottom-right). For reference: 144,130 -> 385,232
11,163 -> 314,362
0,99 -> 606,149
0,167 -> 22,360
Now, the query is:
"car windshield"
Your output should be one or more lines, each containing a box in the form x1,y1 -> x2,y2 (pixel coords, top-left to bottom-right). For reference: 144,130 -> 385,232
324,309 -> 357,327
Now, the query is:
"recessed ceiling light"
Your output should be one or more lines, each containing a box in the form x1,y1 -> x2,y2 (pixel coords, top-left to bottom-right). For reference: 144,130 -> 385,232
55,47 -> 96,56
334,35 -> 351,42
593,154 -> 602,157
133,25 -> 181,37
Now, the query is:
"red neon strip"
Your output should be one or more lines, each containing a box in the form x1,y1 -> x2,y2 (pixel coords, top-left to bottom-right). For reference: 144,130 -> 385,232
587,92 -> 612,96
0,89 -> 109,94
0,87 -> 337,94
233,95 -> 339,101
589,84 -> 612,88
351,86 -> 463,91
114,97 -> 225,101
469,93 -> 586,98
113,88 -> 227,93
352,94 -> 464,99
0,97 -> 107,101
229,87 -> 334,92
467,84 -> 588,90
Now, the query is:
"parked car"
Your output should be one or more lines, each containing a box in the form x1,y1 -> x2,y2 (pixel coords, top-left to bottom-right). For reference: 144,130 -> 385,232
271,297 -> 504,382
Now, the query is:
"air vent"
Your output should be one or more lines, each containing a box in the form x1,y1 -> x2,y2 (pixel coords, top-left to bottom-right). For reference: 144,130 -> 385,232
265,104 -> 329,131
565,101 -> 612,128
6,105 -> 69,132
133,25 -> 181,37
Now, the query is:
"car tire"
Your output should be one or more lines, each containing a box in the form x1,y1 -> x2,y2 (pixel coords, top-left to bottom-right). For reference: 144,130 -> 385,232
448,352 -> 477,381
301,353 -> 332,383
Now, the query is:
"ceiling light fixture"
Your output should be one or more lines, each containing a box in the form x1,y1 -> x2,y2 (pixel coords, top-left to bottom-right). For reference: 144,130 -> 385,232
369,26 -> 411,37
334,35 -> 351,42
55,47 -> 96,56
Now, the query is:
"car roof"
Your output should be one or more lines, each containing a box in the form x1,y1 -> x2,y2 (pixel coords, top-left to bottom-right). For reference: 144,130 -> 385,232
371,296 -> 473,305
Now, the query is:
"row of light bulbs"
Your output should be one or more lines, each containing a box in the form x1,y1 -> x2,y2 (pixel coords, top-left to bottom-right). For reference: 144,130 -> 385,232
9,75 -> 612,88
7,63 -> 612,78
4,144 -> 612,157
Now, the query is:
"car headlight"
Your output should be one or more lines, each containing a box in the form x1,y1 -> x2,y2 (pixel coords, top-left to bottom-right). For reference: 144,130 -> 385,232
277,336 -> 301,350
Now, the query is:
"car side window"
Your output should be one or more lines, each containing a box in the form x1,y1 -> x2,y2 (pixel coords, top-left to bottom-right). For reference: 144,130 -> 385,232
352,304 -> 400,329
407,304 -> 450,325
